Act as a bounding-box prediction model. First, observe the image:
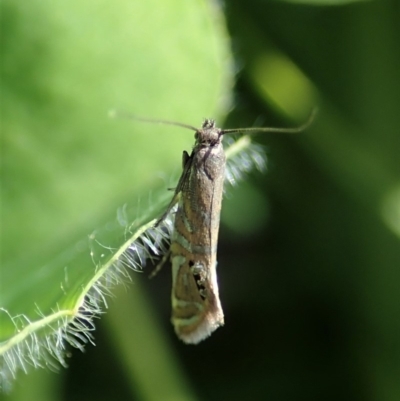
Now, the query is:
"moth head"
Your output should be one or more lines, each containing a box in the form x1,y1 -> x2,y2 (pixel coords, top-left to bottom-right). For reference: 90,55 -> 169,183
202,118 -> 216,130
195,118 -> 222,146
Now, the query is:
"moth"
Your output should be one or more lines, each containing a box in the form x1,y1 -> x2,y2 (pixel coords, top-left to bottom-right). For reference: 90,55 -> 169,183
124,112 -> 315,344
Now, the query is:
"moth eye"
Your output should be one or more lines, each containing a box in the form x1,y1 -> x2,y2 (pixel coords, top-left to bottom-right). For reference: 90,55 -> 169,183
188,260 -> 194,267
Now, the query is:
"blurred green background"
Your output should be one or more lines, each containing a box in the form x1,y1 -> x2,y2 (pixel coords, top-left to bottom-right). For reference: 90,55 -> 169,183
2,0 -> 400,400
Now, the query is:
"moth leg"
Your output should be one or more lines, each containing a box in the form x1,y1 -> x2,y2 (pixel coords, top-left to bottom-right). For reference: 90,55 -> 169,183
164,152 -> 189,191
155,191 -> 180,226
155,150 -> 193,226
148,249 -> 170,279
182,150 -> 190,168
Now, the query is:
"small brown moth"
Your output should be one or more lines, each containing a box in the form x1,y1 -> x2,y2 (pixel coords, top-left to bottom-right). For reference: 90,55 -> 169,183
126,112 -> 315,344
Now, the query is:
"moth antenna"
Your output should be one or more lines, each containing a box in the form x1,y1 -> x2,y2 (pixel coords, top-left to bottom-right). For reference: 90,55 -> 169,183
221,108 -> 318,135
109,109 -> 198,131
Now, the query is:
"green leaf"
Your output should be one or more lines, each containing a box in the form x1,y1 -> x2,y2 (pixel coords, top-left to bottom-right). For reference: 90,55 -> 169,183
1,0 -> 234,393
